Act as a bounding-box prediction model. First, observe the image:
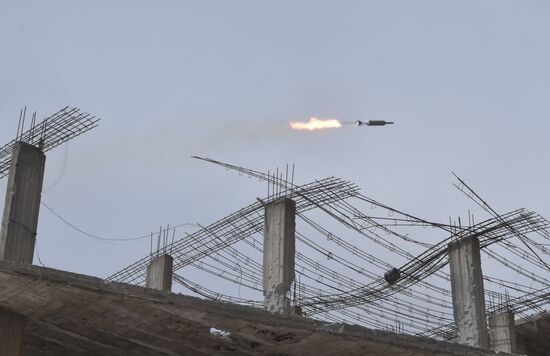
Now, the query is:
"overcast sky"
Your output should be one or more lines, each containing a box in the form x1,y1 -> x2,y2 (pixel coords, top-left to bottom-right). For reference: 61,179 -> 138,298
1,1 -> 549,282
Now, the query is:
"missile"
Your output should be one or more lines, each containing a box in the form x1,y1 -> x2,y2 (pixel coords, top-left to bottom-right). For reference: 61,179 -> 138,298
355,120 -> 394,126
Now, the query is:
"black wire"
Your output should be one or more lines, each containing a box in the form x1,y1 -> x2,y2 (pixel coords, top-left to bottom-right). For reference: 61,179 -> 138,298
41,201 -> 197,242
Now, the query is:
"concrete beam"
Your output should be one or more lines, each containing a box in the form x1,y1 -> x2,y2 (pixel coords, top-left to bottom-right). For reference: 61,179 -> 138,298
263,198 -> 295,314
489,311 -> 516,353
0,142 -> 46,264
0,261 -> 515,356
448,236 -> 489,348
146,254 -> 173,292
0,261 -> 520,356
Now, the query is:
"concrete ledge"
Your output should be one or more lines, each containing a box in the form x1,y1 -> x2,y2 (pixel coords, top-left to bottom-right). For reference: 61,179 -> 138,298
0,261 -> 511,355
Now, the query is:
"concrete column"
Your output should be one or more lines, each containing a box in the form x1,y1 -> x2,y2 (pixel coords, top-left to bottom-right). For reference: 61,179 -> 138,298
0,142 -> 44,355
146,254 -> 173,292
0,309 -> 25,356
263,198 -> 296,314
489,311 -> 516,353
0,142 -> 46,264
448,236 -> 489,348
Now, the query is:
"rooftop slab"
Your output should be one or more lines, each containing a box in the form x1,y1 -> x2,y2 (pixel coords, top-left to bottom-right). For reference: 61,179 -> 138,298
0,261 -> 511,355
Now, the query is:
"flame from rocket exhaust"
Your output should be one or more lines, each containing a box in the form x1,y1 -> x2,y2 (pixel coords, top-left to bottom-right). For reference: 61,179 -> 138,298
290,117 -> 342,131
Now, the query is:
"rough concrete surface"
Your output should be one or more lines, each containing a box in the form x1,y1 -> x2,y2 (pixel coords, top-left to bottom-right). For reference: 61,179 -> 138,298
0,142 -> 46,264
515,311 -> 550,356
0,261 -> 515,356
448,236 -> 489,348
0,308 -> 25,356
146,254 -> 173,292
488,311 -> 516,353
263,198 -> 295,314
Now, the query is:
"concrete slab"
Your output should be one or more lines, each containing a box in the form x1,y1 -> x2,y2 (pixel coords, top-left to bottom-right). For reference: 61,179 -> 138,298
0,261 -> 511,355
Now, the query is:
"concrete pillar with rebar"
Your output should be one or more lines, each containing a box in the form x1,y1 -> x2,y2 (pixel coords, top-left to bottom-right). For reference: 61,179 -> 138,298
263,198 -> 296,314
146,254 -> 173,292
448,236 -> 489,348
0,141 -> 46,356
0,142 -> 46,263
489,311 -> 516,353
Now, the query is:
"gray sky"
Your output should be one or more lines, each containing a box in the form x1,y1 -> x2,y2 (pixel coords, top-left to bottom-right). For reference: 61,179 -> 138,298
1,0 -> 549,285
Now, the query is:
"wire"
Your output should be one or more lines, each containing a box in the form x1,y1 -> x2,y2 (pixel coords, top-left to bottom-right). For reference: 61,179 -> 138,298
40,201 -> 197,243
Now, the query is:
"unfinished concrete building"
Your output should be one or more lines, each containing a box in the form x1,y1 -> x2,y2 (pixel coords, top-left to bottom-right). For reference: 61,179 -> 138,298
1,110 -> 550,355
